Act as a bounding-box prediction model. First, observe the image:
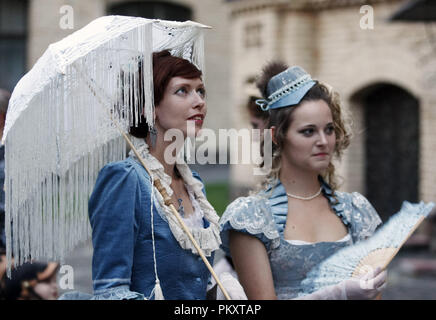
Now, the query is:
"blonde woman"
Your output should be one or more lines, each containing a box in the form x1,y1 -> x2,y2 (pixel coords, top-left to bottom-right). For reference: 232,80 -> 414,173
219,62 -> 387,300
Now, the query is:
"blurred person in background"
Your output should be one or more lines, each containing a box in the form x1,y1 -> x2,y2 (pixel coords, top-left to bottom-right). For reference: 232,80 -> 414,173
246,94 -> 269,132
0,88 -> 60,300
0,88 -> 10,252
0,260 -> 60,300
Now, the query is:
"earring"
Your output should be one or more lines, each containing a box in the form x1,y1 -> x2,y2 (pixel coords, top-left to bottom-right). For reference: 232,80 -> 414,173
149,127 -> 157,149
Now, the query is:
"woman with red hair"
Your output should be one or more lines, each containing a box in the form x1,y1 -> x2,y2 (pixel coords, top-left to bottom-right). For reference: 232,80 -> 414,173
61,50 -> 223,300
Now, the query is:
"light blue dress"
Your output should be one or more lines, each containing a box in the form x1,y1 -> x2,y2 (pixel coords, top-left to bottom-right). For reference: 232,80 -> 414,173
219,177 -> 382,299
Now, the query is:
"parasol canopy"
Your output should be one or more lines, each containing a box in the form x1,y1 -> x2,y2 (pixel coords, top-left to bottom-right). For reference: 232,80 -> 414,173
2,15 -> 209,270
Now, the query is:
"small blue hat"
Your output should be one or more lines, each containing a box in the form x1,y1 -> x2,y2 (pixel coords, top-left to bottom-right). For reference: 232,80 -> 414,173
256,66 -> 316,111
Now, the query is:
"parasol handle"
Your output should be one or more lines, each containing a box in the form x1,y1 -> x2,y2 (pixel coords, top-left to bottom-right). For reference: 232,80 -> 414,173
154,179 -> 232,300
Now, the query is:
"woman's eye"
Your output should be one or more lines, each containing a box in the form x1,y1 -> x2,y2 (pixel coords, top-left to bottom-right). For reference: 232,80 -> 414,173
197,88 -> 206,98
325,125 -> 335,135
300,128 -> 314,136
175,87 -> 187,95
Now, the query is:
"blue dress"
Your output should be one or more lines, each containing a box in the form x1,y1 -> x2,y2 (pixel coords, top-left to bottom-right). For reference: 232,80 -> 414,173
219,177 -> 382,299
89,157 -> 219,300
60,139 -> 222,300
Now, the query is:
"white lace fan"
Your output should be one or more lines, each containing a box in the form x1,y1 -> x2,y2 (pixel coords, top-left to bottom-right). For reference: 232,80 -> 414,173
301,201 -> 435,294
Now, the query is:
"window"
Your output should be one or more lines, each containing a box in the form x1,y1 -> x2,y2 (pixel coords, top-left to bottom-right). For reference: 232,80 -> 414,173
0,0 -> 28,91
244,22 -> 262,48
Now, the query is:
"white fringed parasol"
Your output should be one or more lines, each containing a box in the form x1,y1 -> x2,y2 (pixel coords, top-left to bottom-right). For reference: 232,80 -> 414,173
2,15 -> 230,299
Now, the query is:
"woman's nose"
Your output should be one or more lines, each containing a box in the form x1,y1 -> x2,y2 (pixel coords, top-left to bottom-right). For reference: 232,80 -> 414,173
317,131 -> 328,146
193,91 -> 205,109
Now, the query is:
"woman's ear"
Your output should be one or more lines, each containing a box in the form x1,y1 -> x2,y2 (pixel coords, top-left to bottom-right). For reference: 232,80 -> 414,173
270,126 -> 278,145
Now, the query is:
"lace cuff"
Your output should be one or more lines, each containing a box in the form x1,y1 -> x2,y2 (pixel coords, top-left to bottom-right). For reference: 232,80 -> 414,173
219,196 -> 280,255
58,291 -> 93,300
91,285 -> 145,300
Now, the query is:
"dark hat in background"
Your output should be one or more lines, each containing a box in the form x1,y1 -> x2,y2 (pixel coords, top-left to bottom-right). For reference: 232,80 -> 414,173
1,259 -> 59,300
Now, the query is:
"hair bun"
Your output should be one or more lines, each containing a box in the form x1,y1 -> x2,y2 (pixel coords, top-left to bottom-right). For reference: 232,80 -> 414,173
256,61 -> 289,98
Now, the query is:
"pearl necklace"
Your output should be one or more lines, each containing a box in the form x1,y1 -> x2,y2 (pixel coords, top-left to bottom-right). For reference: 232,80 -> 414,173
286,187 -> 322,201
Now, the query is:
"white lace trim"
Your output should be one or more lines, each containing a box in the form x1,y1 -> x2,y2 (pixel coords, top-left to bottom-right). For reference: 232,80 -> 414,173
220,194 -> 280,250
128,136 -> 221,256
182,183 -> 206,229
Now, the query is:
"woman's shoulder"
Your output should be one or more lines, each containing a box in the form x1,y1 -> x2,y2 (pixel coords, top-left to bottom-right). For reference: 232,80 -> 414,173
221,193 -> 271,223
90,158 -> 153,209
333,190 -> 382,241
334,190 -> 378,216
98,157 -> 138,173
219,194 -> 280,253
97,157 -> 151,183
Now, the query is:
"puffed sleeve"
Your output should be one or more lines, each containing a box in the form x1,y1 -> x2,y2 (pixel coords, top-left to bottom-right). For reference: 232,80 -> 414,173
88,161 -> 144,300
219,195 -> 280,256
337,191 -> 382,243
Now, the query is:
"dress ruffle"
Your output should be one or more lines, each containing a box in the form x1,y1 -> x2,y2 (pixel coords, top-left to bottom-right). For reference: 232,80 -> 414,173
58,285 -> 144,300
91,285 -> 145,300
336,191 -> 382,242
318,177 -> 352,228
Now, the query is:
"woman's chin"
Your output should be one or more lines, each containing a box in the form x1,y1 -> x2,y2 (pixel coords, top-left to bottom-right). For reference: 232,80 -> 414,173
195,127 -> 204,137
310,162 -> 330,174
183,128 -> 203,139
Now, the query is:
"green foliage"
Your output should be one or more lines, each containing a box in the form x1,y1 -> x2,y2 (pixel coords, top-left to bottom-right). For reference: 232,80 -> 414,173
204,182 -> 229,217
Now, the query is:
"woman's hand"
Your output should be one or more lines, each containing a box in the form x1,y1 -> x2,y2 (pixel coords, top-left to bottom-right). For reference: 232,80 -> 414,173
297,267 -> 387,300
340,267 -> 387,300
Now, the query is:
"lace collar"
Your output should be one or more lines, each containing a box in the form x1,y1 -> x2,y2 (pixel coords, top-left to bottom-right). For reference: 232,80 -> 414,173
128,136 -> 221,257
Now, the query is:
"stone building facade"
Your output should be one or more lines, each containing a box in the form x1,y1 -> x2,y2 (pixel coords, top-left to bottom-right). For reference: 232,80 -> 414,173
228,0 -> 436,220
2,0 -> 435,218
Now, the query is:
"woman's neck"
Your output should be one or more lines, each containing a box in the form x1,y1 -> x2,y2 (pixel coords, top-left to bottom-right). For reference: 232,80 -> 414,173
279,161 -> 321,197
146,133 -> 183,181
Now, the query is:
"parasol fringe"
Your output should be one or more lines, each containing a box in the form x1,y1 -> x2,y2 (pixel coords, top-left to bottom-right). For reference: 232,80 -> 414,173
3,17 -> 210,282
5,135 -> 126,275
4,19 -> 153,274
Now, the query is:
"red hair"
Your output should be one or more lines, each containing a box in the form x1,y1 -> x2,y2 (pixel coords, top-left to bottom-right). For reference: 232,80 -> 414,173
129,50 -> 202,138
152,50 -> 202,106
